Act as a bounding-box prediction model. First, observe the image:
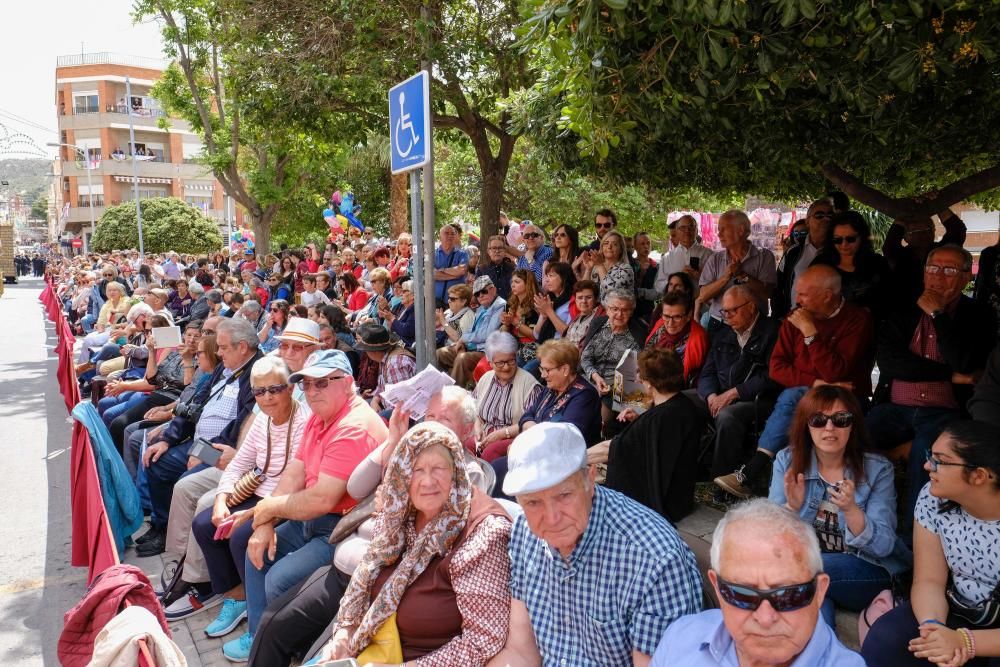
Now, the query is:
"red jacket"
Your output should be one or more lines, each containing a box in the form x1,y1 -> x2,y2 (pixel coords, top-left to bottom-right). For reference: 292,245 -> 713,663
646,318 -> 710,384
770,300 -> 875,398
59,564 -> 169,666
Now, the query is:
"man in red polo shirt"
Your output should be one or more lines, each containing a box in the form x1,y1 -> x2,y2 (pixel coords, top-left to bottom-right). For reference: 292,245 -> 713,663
228,350 -> 387,661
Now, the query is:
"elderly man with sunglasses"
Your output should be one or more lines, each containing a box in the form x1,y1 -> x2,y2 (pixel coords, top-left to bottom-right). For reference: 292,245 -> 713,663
865,245 -> 995,532
515,222 -> 553,284
436,274 -> 507,389
234,349 -> 387,660
773,198 -> 835,318
651,499 -> 864,667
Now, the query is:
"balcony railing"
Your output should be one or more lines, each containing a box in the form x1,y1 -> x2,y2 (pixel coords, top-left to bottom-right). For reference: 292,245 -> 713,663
77,196 -> 105,208
57,52 -> 170,70
106,104 -> 167,119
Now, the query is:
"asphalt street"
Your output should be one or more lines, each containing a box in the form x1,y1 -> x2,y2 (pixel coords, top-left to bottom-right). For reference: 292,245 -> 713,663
0,279 -> 87,666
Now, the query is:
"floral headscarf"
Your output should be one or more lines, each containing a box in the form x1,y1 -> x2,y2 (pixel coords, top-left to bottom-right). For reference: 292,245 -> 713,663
336,422 -> 472,654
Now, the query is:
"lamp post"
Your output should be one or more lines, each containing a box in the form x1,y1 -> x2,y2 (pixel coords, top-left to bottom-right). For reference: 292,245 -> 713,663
48,141 -> 95,253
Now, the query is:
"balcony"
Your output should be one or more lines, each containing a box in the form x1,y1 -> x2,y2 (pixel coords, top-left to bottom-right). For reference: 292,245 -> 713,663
56,52 -> 170,70
61,158 -> 215,181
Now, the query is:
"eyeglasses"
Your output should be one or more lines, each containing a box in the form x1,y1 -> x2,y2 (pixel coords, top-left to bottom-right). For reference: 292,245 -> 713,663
925,450 -> 979,472
297,374 -> 349,391
278,341 -> 310,353
832,235 -> 859,245
522,232 -> 541,239
812,211 -> 834,220
595,222 -> 612,229
606,306 -> 633,315
925,264 -> 965,276
807,411 -> 854,428
552,232 -> 567,238
720,301 -> 752,318
716,576 -> 818,612
539,362 -> 565,375
251,384 -> 289,397
492,358 -> 516,368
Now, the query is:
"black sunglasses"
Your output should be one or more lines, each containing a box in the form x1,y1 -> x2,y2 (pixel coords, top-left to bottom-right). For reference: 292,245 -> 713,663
474,288 -> 491,297
523,232 -> 541,239
807,411 -> 854,428
252,384 -> 289,397
832,235 -> 859,245
595,222 -> 612,229
716,576 -> 818,612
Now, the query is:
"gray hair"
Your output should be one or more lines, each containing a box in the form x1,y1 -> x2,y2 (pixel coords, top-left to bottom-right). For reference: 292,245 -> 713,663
484,331 -> 519,361
105,281 -> 126,297
602,288 -> 636,309
251,355 -> 290,384
188,281 -> 205,295
928,244 -> 973,272
439,385 -> 476,425
126,302 -> 154,323
719,209 -> 752,238
800,264 -> 842,296
241,301 -> 262,315
723,284 -> 756,304
217,317 -> 260,350
401,280 -> 413,292
205,289 -> 223,304
710,499 -> 823,576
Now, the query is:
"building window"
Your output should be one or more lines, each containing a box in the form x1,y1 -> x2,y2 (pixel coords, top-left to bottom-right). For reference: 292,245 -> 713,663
77,194 -> 104,207
73,93 -> 99,114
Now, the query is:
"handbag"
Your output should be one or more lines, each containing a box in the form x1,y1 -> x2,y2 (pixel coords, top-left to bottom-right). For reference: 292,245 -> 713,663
946,579 -> 1000,628
227,404 -> 296,508
355,613 -> 403,664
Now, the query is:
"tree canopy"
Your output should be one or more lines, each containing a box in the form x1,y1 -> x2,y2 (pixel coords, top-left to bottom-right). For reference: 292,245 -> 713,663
92,198 -> 222,254
517,0 -> 1000,220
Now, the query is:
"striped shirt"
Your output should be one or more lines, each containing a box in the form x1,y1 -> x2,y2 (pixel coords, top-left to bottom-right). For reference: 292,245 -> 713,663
477,379 -> 543,436
508,486 -> 703,665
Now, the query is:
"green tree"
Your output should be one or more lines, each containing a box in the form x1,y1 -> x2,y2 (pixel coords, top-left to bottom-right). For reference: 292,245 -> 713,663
134,0 -> 352,255
225,0 -> 536,241
93,198 -> 222,253
29,195 -> 48,221
517,0 -> 1000,222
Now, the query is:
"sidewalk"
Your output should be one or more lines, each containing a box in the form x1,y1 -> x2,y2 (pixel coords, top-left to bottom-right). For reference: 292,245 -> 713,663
0,279 -> 88,666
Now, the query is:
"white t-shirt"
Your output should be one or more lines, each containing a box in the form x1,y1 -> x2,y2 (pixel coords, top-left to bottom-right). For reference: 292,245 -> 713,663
300,290 -> 331,307
915,482 -> 1000,604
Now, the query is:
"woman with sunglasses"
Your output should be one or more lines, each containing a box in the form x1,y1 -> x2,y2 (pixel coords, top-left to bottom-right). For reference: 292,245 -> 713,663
259,299 -> 290,354
770,385 -> 911,629
862,421 -> 1000,667
435,284 -> 476,347
813,211 -> 891,314
549,224 -> 585,280
191,356 -> 310,644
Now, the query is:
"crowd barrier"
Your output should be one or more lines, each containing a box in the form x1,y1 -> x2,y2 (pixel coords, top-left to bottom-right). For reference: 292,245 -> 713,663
39,282 -> 119,584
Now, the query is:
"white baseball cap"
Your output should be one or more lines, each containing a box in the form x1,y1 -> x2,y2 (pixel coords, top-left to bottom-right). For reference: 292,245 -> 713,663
503,422 -> 586,496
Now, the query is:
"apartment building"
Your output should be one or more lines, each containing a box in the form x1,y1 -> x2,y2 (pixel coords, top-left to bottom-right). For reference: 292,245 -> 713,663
54,52 -> 232,249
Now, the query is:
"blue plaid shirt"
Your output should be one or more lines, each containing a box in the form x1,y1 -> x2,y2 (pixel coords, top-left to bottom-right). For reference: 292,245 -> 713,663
508,486 -> 702,665
193,367 -> 241,442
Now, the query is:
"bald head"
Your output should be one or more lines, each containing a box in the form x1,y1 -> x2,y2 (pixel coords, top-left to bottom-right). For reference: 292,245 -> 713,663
799,265 -> 841,295
795,265 -> 842,317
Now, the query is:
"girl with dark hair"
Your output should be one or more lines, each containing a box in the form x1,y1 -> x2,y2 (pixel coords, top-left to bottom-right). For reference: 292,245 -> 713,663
862,421 -> 1000,666
549,224 -> 583,279
813,210 -> 891,314
337,271 -> 368,311
501,269 -> 540,365
770,385 -> 911,628
602,347 -> 705,522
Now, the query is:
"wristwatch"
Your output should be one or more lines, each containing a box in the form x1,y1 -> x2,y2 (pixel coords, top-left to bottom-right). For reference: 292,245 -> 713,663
930,309 -> 944,320
803,335 -> 816,346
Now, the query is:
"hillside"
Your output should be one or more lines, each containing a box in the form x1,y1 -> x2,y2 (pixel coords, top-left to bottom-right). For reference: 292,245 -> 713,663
0,159 -> 52,206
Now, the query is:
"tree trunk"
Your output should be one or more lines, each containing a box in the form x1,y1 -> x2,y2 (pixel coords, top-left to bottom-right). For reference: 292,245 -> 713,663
389,171 -> 409,238
480,173 -> 503,242
249,208 -> 272,257
472,132 -> 517,242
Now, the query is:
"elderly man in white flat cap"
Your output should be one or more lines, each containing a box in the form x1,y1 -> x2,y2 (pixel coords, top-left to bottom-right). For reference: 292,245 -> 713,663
489,422 -> 703,667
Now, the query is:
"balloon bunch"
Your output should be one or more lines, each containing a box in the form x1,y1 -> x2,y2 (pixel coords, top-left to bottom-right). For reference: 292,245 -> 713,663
323,190 -> 365,242
230,227 -> 255,254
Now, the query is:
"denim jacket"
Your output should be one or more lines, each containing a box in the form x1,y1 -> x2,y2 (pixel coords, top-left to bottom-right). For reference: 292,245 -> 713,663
769,449 -> 912,576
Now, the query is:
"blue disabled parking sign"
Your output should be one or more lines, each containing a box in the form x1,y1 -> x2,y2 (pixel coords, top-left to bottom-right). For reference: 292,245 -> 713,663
389,71 -> 431,174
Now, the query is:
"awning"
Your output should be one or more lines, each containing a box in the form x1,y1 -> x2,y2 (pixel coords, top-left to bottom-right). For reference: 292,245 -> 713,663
113,176 -> 172,185
184,183 -> 215,191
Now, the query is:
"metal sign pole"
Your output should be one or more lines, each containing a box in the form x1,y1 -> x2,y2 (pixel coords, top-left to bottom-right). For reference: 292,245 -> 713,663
420,123 -> 436,368
409,169 -> 426,368
125,77 -> 145,256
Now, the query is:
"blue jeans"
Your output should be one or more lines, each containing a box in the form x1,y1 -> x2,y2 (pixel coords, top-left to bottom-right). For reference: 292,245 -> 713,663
92,341 -> 123,363
756,387 -> 809,455
145,440 -> 209,530
80,313 -> 96,334
244,514 -> 339,634
820,552 -> 891,627
98,391 -> 141,423
865,403 -> 959,532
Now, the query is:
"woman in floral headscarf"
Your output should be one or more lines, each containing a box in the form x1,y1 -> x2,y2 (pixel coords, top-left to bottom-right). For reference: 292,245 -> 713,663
317,422 -> 513,665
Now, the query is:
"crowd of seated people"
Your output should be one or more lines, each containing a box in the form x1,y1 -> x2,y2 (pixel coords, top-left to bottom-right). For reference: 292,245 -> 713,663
45,199 -> 1000,665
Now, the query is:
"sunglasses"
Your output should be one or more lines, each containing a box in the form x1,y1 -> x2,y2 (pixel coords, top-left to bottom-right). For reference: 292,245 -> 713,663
595,222 -> 612,229
252,384 -> 289,397
552,232 -> 567,238
925,450 -> 979,472
475,288 -> 491,297
716,576 -> 818,612
925,265 -> 964,276
807,411 -> 854,428
523,232 -> 541,239
832,235 -> 858,245
297,374 -> 348,391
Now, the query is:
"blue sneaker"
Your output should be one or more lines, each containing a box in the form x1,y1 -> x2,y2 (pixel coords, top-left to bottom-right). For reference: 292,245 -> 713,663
222,631 -> 253,663
204,598 -> 248,638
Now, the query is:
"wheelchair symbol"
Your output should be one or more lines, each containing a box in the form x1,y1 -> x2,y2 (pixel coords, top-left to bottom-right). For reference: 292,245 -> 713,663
394,92 -> 420,158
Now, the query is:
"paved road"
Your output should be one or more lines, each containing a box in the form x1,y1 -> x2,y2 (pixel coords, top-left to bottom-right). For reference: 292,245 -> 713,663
0,279 -> 87,666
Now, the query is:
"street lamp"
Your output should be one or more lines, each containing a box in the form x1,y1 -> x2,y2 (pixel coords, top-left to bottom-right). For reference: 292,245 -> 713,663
47,141 -> 96,253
